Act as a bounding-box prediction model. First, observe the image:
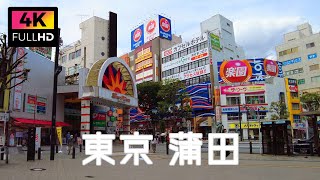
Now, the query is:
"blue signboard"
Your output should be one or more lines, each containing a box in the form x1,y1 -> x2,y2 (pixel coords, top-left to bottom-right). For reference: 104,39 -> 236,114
308,53 -> 317,60
282,57 -> 301,66
131,24 -> 144,50
158,15 -> 172,40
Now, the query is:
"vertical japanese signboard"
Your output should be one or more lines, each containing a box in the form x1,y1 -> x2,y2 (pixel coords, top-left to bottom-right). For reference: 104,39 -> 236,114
210,33 -> 221,52
13,47 -> 25,111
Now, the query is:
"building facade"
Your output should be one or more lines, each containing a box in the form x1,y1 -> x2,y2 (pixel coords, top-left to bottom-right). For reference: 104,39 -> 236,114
59,16 -> 110,84
276,23 -> 320,93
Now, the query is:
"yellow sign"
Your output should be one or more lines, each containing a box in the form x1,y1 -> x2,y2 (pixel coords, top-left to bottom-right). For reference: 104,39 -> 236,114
135,52 -> 153,63
56,127 -> 62,145
229,122 -> 260,129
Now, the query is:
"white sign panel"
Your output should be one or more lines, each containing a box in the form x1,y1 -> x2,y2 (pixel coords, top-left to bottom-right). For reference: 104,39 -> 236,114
35,127 -> 41,149
0,136 -> 4,146
162,34 -> 208,58
136,69 -> 153,81
162,48 -> 209,71
0,113 -> 9,122
163,64 -> 210,81
13,47 -> 25,111
144,15 -> 160,42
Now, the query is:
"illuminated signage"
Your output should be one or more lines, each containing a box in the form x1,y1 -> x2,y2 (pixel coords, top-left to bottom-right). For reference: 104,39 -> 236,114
220,85 -> 265,95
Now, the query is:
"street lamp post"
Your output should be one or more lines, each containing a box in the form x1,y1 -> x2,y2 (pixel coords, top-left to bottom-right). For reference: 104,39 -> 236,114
238,103 -> 242,141
243,104 -> 250,141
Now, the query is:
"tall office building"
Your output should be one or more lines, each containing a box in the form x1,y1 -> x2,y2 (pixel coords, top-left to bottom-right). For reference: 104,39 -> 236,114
276,23 -> 320,93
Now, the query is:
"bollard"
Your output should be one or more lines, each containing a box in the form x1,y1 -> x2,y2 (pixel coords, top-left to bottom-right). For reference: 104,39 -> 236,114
38,147 -> 41,160
0,147 -> 4,160
249,141 -> 253,154
166,141 -> 169,155
79,144 -> 82,152
310,142 -> 314,156
5,146 -> 8,164
56,145 -> 58,153
72,147 -> 75,159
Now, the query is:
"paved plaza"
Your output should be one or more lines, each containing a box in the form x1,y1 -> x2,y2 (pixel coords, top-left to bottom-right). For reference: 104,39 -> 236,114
0,144 -> 320,180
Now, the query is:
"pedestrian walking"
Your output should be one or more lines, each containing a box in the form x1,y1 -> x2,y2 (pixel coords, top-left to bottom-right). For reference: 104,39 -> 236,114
151,137 -> 157,153
67,135 -> 75,155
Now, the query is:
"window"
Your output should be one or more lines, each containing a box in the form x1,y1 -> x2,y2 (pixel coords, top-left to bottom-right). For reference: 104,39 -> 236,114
279,47 -> 298,56
61,55 -> 67,63
174,67 -> 179,73
0,90 -> 4,109
292,103 -> 300,110
226,96 -> 240,105
69,52 -> 75,60
227,113 -> 239,121
68,67 -> 75,75
205,57 -> 210,65
75,49 -> 81,58
298,79 -> 305,85
311,75 -> 320,82
309,64 -> 319,71
306,42 -> 315,48
204,42 -> 208,48
230,57 -> 233,60
246,95 -> 265,104
227,23 -> 230,27
200,42 -> 205,50
248,112 -> 266,121
293,115 -> 300,123
290,92 -> 299,98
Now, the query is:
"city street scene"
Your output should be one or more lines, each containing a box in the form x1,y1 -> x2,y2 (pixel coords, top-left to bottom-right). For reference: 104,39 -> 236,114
0,0 -> 320,179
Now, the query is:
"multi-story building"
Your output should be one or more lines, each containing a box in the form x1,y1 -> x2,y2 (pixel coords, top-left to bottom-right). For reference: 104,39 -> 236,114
276,23 -> 320,93
200,14 -> 245,60
160,14 -> 246,135
59,16 -> 110,84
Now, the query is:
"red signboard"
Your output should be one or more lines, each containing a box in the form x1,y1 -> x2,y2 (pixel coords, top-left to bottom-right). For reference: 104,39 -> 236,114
289,85 -> 298,92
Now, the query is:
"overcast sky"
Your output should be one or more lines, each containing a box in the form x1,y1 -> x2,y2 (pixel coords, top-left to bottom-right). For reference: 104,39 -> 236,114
1,0 -> 319,59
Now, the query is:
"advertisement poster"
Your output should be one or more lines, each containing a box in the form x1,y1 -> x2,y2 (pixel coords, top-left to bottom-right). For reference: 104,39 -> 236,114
29,47 -> 52,60
13,47 -> 25,111
144,16 -> 159,42
35,127 -> 41,149
158,15 -> 172,40
218,59 -> 283,83
220,85 -> 265,95
26,95 -> 47,114
56,127 -> 62,145
131,24 -> 144,50
92,105 -> 107,131
210,33 -> 221,51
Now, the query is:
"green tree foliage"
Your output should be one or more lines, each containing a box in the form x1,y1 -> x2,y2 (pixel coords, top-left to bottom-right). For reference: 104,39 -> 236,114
270,101 -> 289,120
136,81 -> 161,111
300,92 -> 320,111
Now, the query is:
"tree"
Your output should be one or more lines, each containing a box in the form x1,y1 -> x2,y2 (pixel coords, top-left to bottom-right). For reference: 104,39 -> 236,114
0,34 -> 29,93
270,101 -> 289,120
157,79 -> 191,132
137,81 -> 161,111
300,92 -> 320,111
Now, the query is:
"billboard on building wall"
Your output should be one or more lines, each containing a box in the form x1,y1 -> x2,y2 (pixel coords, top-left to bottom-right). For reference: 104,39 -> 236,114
287,78 -> 298,92
159,15 -> 172,40
162,48 -> 209,71
119,53 -> 130,65
131,24 -> 144,50
210,33 -> 221,52
220,84 -> 265,95
131,15 -> 172,50
161,34 -> 208,58
163,64 -> 210,81
217,59 -> 283,83
134,42 -> 153,84
29,47 -> 52,60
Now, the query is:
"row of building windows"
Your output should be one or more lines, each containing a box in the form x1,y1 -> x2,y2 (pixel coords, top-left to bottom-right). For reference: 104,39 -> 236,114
183,74 -> 211,86
162,57 -> 210,78
226,112 -> 267,121
284,68 -> 303,76
279,47 -> 298,57
292,103 -> 300,110
69,49 -> 81,60
279,42 -> 316,57
226,96 -> 265,105
162,42 -> 208,64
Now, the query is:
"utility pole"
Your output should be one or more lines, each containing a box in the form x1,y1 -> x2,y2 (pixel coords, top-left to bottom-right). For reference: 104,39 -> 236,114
238,103 -> 242,141
50,29 -> 61,161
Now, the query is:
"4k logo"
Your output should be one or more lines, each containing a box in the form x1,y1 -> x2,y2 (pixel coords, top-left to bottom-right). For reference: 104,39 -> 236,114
8,7 -> 58,47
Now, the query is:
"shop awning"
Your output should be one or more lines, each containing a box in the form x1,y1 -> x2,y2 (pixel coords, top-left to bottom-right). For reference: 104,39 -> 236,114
14,118 -> 71,127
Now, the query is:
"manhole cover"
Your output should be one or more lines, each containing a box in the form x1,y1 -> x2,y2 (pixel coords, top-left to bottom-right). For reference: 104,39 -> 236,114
30,168 -> 46,171
85,176 -> 95,178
